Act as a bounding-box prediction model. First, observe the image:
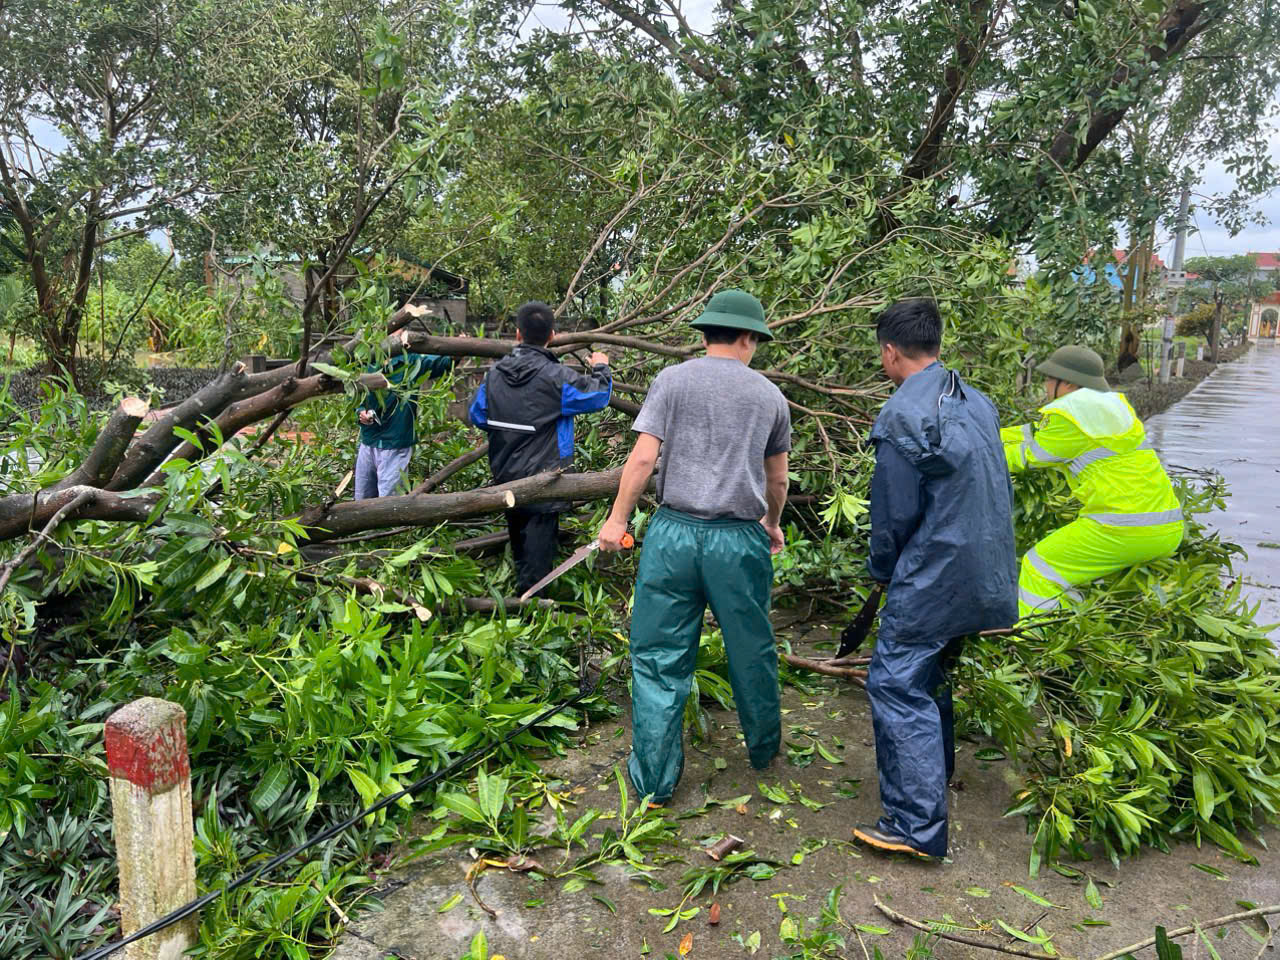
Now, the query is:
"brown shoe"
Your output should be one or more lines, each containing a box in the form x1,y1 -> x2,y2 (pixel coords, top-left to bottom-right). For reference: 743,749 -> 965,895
852,824 -> 933,860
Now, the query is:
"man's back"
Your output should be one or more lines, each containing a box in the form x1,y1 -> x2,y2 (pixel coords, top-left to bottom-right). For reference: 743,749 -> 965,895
869,363 -> 1017,641
471,344 -> 611,484
633,356 -> 790,520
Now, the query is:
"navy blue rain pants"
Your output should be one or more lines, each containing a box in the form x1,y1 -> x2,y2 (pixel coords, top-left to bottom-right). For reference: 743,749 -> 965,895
866,634 -> 963,857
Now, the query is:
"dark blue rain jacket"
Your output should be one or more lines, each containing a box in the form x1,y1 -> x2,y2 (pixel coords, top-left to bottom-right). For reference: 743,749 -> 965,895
868,362 -> 1017,642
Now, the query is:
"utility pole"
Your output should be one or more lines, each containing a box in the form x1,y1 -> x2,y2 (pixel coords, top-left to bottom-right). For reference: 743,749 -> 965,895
1162,174 -> 1193,384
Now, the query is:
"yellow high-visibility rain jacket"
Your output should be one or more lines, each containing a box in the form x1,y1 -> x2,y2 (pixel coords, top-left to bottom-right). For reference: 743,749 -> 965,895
1002,388 -> 1183,617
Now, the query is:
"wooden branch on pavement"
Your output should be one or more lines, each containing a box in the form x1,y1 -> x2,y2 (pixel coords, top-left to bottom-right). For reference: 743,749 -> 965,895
1091,904 -> 1280,960
49,398 -> 149,492
781,654 -> 867,683
874,899 -> 1057,960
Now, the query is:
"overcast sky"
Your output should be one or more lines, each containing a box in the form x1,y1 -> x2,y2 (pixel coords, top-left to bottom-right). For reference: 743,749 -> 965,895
525,2 -> 1280,261
26,1 -> 1280,262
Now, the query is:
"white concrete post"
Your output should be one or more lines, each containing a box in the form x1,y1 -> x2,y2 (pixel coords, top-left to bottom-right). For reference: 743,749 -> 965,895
1159,315 -> 1176,384
1197,343 -> 1205,361
105,698 -> 198,960
1175,342 -> 1186,378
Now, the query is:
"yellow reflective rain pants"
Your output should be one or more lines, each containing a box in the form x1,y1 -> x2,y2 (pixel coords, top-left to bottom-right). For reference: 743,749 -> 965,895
1003,388 -> 1184,618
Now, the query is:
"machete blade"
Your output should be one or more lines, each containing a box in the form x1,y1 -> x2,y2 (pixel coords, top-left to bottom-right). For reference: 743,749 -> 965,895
518,540 -> 598,602
835,583 -> 884,659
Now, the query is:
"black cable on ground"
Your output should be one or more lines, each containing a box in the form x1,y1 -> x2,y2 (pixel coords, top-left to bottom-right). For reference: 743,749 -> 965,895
78,668 -> 594,960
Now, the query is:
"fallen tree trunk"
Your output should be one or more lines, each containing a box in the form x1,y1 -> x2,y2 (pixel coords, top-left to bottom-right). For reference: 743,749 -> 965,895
106,363 -> 251,491
297,467 -> 635,542
0,484 -> 156,542
141,373 -> 385,487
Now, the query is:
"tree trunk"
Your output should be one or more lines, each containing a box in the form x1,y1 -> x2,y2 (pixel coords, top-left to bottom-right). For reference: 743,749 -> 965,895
105,363 -> 251,490
1210,294 -> 1223,364
50,398 -> 150,492
296,467 -> 635,541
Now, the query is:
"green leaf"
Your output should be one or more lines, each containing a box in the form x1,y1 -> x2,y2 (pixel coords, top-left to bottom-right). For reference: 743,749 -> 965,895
193,555 -> 232,593
1085,878 -> 1103,910
438,893 -> 463,913
854,924 -> 891,935
468,930 -> 488,960
1192,769 -> 1215,820
779,916 -> 800,941
250,764 -> 289,811
1010,885 -> 1062,909
312,361 -> 356,381
965,886 -> 992,898
1155,926 -> 1183,960
758,782 -> 792,804
347,767 -> 380,808
996,919 -> 1051,945
438,791 -> 485,823
815,743 -> 844,764
593,894 -> 617,914
1190,863 -> 1228,879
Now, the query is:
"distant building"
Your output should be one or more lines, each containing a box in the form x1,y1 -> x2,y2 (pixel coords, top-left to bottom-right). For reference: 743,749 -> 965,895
1247,291 -> 1280,342
1247,252 -> 1280,284
1078,248 -> 1169,293
210,249 -> 467,327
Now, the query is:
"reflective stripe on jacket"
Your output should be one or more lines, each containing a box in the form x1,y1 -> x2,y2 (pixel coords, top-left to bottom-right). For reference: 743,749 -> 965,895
469,344 -> 612,486
1001,389 -> 1180,526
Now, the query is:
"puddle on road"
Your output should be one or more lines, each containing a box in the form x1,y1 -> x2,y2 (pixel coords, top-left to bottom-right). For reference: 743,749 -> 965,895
1144,344 -> 1280,626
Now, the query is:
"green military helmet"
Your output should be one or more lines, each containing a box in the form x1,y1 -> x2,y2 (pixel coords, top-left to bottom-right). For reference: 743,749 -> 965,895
690,289 -> 774,342
1036,345 -> 1110,392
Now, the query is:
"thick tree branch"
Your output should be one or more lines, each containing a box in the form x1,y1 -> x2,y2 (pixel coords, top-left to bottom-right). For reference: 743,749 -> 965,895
0,490 -> 95,595
900,0 -> 997,183
594,0 -> 736,97
105,363 -> 251,490
297,468 -> 632,541
140,372 -> 384,487
49,398 -> 150,492
0,485 -> 155,543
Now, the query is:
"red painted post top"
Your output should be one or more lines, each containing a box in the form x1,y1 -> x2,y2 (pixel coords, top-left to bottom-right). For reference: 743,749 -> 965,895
105,698 -> 191,792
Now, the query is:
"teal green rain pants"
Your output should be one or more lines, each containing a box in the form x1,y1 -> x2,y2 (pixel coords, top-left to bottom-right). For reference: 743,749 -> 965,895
627,507 -> 781,803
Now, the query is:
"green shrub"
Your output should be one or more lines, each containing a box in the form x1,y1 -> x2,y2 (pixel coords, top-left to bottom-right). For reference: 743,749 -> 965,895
961,471 -> 1280,872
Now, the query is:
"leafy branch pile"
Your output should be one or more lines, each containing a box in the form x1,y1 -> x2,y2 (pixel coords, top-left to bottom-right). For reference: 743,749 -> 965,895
960,470 -> 1280,871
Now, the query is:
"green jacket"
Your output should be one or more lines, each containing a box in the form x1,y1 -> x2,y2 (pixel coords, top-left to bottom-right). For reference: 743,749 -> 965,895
358,352 -> 454,450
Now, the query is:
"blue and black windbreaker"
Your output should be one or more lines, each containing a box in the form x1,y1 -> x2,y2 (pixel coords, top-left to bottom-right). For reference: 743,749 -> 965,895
468,344 -> 612,490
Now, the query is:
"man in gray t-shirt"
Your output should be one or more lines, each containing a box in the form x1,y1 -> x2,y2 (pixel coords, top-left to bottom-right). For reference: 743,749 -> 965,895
632,356 -> 791,520
599,290 -> 791,806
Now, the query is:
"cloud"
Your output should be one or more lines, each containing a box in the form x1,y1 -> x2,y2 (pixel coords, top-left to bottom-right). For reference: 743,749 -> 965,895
1160,147 -> 1280,260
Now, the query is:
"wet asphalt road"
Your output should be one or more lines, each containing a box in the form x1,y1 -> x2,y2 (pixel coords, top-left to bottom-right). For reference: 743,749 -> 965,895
1145,343 -> 1280,627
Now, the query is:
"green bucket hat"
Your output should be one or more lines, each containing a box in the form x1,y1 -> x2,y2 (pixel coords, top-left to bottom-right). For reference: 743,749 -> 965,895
1036,345 -> 1110,392
690,290 -> 774,342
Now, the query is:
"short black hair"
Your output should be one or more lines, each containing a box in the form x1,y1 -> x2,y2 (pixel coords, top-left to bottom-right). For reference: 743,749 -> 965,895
702,327 -> 760,346
516,301 -> 554,345
876,298 -> 941,357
